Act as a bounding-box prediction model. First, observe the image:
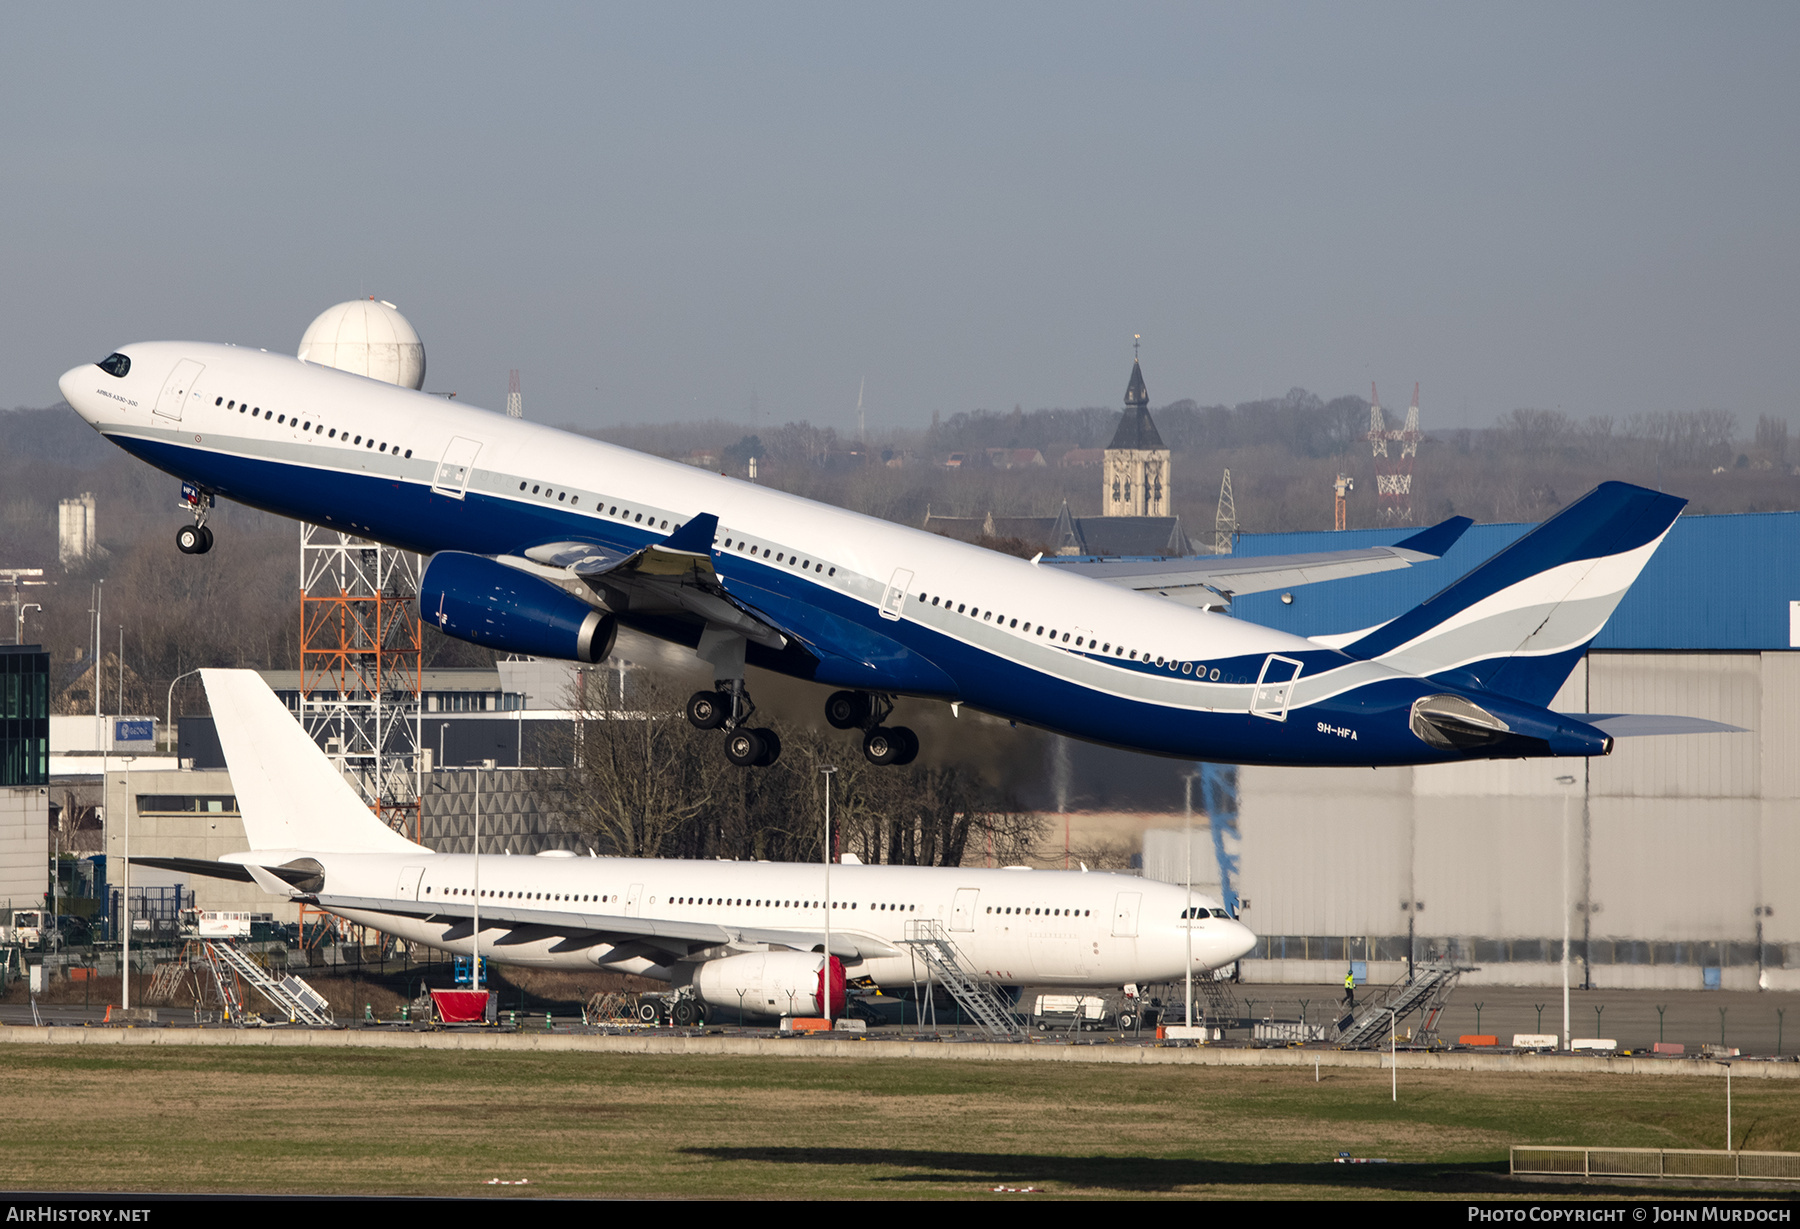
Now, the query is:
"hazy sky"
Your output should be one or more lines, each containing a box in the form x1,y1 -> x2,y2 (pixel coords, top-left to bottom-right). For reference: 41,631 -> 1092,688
5,3 -> 1796,434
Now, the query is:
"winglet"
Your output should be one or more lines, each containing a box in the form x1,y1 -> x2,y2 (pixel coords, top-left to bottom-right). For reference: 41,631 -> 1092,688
662,513 -> 719,556
1393,515 -> 1473,559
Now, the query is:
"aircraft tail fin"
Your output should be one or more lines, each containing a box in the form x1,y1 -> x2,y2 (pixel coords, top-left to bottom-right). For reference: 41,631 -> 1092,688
1341,482 -> 1686,706
201,669 -> 429,855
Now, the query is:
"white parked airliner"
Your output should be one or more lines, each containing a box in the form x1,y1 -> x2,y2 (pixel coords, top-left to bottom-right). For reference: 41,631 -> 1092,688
134,670 -> 1256,1022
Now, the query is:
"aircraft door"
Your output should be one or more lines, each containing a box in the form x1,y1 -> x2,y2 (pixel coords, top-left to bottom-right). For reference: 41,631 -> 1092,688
395,866 -> 426,900
624,883 -> 644,917
153,359 -> 205,422
1111,892 -> 1142,938
1251,654 -> 1304,721
950,888 -> 979,932
879,568 -> 914,621
432,436 -> 483,499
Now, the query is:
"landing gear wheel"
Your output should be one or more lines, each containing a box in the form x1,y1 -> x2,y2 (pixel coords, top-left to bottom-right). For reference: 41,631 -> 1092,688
686,690 -> 727,730
862,726 -> 906,767
198,525 -> 213,553
1117,1012 -> 1137,1032
671,1000 -> 700,1026
891,725 -> 919,766
636,1001 -> 661,1024
753,727 -> 782,767
176,524 -> 208,555
825,690 -> 871,730
725,727 -> 767,767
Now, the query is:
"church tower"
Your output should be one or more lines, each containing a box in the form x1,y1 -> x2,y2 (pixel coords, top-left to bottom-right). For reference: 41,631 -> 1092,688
1102,351 -> 1170,517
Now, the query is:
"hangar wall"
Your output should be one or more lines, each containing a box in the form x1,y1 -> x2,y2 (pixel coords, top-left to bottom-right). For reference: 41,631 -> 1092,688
1235,650 -> 1798,990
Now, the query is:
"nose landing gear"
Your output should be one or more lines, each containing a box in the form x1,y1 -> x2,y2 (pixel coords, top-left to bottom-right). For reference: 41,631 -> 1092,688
176,483 -> 215,555
175,524 -> 214,555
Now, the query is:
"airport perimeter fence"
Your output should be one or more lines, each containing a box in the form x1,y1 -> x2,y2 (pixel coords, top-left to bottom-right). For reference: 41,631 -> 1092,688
1511,1146 -> 1800,1183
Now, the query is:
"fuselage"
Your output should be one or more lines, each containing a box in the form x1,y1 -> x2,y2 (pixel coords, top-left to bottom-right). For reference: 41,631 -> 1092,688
299,847 -> 1256,989
59,342 -> 1609,766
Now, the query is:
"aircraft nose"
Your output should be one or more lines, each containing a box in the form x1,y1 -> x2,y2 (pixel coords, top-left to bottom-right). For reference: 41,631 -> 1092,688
1228,921 -> 1257,963
59,365 -> 95,420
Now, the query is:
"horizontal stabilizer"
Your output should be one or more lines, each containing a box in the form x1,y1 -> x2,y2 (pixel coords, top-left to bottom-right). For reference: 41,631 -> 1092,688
1566,713 -> 1747,738
1045,515 -> 1473,608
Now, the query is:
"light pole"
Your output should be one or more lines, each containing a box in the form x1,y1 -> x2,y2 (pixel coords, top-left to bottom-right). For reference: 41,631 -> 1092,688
1183,771 -> 1197,1029
474,758 -> 495,991
1556,774 -> 1577,1050
1390,1007 -> 1398,1102
16,603 -> 38,645
820,765 -> 837,1028
166,669 -> 202,755
118,756 -> 135,1010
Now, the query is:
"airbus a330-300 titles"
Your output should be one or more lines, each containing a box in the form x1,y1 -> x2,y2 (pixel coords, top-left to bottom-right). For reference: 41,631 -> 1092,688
61,342 -> 1712,770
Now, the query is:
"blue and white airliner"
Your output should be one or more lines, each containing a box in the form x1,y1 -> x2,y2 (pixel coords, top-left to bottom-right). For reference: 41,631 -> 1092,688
61,341 -> 1695,771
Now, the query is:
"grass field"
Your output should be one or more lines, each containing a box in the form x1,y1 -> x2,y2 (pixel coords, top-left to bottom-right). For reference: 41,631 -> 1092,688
2,1046 -> 1795,1199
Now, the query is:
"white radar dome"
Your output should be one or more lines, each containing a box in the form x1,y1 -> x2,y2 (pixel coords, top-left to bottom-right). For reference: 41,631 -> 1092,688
298,298 -> 426,390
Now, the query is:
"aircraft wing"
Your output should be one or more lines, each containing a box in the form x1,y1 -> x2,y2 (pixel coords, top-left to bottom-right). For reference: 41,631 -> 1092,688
498,514 -> 788,650
317,894 -> 895,961
1040,516 -> 1473,609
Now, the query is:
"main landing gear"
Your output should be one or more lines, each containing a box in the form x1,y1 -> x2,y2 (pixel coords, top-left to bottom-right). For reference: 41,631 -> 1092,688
176,483 -> 215,555
826,690 -> 918,767
686,679 -> 782,768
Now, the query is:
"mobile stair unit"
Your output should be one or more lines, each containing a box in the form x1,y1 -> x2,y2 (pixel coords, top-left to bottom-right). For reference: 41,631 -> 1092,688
1335,959 -> 1472,1049
900,919 -> 1025,1038
152,939 -> 334,1026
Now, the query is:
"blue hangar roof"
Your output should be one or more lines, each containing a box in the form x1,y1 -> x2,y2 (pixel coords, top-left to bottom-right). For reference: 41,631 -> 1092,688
1221,509 -> 1800,651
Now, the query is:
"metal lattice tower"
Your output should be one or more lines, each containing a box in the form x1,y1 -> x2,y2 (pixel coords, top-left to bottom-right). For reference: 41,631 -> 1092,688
1367,382 -> 1421,524
1214,469 -> 1236,555
298,524 -> 424,840
506,369 -> 522,418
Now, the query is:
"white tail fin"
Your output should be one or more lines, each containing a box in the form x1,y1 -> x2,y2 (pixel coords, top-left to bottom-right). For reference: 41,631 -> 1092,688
202,668 -> 428,854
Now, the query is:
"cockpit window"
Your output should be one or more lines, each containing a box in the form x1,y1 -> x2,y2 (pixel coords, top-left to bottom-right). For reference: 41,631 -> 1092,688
97,353 -> 130,378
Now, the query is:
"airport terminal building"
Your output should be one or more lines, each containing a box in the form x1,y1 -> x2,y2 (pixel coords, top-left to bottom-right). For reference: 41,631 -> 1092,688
1217,509 -> 1800,992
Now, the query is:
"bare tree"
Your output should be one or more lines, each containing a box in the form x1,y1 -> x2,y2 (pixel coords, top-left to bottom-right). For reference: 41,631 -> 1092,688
543,674 -> 718,858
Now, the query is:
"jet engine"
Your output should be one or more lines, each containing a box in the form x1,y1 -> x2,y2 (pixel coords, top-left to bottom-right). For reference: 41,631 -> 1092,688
420,551 -> 616,663
691,951 -> 846,1019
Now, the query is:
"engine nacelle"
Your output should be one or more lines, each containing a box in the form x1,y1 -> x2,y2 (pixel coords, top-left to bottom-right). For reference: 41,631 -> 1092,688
691,951 -> 846,1019
420,551 -> 616,663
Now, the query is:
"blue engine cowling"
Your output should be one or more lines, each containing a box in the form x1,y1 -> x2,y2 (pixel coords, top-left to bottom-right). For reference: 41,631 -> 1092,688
420,551 -> 616,663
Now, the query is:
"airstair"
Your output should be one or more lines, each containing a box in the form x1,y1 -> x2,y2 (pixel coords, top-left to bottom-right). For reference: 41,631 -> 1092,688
900,919 -> 1025,1038
156,939 -> 334,1026
1335,958 -> 1471,1048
